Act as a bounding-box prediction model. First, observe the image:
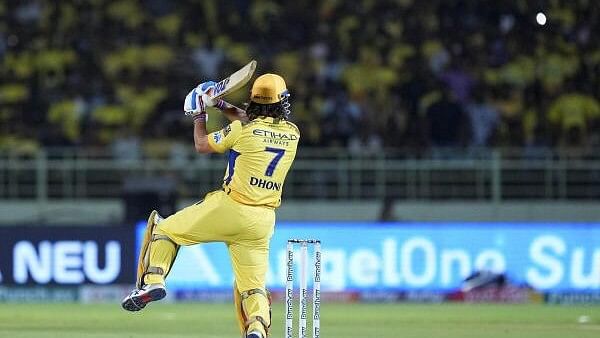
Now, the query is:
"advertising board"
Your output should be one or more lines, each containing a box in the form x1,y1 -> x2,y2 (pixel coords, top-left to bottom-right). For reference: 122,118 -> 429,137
136,222 -> 600,292
0,226 -> 135,285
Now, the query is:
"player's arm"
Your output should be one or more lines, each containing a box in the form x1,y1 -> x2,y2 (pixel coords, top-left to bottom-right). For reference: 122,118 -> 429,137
217,102 -> 249,123
193,118 -> 213,153
184,82 -> 217,153
193,118 -> 241,154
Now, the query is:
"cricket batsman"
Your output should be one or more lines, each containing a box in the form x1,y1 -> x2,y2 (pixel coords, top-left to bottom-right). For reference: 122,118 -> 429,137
121,73 -> 299,338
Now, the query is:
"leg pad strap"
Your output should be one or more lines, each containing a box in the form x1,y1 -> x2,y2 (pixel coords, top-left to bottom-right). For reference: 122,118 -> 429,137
146,266 -> 164,275
152,234 -> 177,246
241,288 -> 269,300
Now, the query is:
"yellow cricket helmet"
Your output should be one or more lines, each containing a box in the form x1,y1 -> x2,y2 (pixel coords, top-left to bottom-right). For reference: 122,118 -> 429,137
250,73 -> 289,104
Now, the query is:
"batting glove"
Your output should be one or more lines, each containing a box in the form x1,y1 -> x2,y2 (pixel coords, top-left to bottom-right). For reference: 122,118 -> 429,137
184,81 -> 225,122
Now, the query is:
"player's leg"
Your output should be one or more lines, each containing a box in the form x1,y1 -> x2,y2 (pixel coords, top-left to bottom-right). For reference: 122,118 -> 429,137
144,190 -> 240,283
123,191 -> 233,311
123,210 -> 182,311
122,210 -> 175,311
140,226 -> 180,286
233,279 -> 273,337
230,243 -> 272,338
228,206 -> 275,338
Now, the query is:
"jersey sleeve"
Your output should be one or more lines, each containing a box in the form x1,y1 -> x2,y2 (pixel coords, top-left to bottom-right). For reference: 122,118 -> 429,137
207,120 -> 243,153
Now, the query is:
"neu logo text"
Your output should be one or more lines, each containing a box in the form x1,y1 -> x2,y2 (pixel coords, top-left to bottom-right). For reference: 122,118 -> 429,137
13,240 -> 121,284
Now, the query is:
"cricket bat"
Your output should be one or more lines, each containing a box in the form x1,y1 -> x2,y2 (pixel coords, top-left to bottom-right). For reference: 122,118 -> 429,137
209,60 -> 257,100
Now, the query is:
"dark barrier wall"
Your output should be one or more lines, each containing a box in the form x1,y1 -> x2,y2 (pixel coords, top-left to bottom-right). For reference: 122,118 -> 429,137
0,226 -> 135,285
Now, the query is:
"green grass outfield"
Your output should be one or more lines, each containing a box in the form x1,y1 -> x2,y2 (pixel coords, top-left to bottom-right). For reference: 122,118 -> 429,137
0,303 -> 598,338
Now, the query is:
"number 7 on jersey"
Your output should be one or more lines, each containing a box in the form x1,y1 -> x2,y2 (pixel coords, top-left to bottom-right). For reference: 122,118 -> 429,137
264,147 -> 285,177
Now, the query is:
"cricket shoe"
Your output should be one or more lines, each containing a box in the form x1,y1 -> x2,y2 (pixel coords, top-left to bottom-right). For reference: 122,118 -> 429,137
121,284 -> 166,312
246,332 -> 263,338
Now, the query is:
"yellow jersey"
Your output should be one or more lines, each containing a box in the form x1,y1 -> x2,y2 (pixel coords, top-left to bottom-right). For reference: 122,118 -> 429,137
207,116 -> 300,208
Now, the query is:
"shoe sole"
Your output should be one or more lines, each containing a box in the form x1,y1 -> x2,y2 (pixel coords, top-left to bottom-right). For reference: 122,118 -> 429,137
122,288 -> 166,312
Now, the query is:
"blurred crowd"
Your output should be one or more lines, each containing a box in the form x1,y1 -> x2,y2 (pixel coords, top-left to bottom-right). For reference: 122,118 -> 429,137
1,0 -> 600,157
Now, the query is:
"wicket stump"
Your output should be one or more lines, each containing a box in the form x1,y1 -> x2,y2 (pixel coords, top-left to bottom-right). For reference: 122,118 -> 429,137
285,239 -> 321,338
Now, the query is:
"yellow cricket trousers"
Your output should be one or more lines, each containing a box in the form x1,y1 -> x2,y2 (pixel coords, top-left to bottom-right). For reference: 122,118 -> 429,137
151,189 -> 275,336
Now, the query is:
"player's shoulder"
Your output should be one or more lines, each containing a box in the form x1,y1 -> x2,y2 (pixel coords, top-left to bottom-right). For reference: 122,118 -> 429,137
239,118 -> 270,130
230,120 -> 243,128
238,119 -> 257,134
284,120 -> 300,136
238,119 -> 253,128
224,120 -> 243,135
